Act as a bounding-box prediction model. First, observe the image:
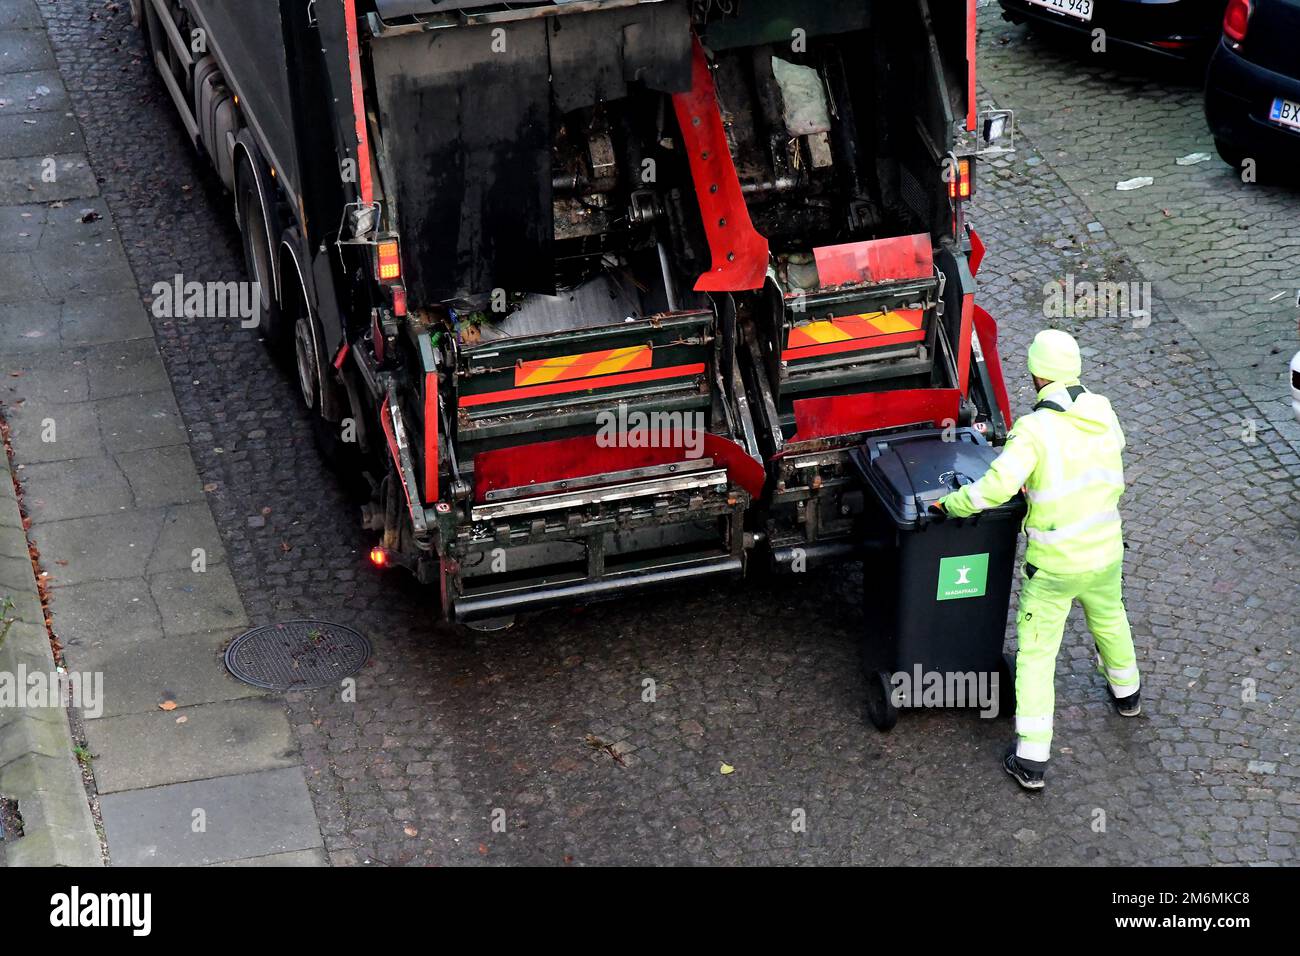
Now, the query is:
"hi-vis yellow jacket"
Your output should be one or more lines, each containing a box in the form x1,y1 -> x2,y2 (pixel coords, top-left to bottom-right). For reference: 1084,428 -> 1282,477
941,381 -> 1126,574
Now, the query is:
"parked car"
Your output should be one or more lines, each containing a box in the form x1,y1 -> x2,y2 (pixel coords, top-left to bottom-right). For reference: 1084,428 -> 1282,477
998,0 -> 1226,61
1291,349 -> 1300,424
1205,0 -> 1300,177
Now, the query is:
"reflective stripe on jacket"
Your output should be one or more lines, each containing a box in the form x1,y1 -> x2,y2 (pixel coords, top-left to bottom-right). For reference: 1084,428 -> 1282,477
941,380 -> 1125,574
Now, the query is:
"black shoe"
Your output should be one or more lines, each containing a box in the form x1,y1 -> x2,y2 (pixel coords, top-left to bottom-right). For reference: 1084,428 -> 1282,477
1109,686 -> 1141,717
1004,750 -> 1046,791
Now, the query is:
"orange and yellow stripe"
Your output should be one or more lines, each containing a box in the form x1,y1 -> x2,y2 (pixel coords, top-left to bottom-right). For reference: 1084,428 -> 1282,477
514,345 -> 652,387
783,308 -> 925,361
460,343 -> 704,409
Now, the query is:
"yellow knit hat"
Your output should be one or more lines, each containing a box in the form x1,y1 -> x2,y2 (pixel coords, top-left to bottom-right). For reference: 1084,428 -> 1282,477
1027,329 -> 1082,382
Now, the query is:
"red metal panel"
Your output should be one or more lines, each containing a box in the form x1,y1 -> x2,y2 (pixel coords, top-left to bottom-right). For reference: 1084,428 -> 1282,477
790,388 -> 962,444
973,304 -> 1014,427
342,0 -> 374,206
472,433 -> 766,501
813,234 -> 934,287
671,37 -> 769,292
969,227 -> 986,277
967,0 -> 978,132
423,371 -> 438,504
956,292 -> 974,395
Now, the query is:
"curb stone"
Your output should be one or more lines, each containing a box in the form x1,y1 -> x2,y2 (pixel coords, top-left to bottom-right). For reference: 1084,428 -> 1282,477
0,453 -> 102,867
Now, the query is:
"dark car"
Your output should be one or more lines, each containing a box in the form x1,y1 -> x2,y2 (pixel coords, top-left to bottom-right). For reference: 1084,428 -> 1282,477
1205,0 -> 1300,175
998,0 -> 1226,61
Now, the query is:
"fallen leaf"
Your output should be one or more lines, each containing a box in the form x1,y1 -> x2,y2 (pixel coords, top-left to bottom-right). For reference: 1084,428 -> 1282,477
159,700 -> 177,711
404,825 -> 419,837
478,843 -> 489,856
720,763 -> 735,775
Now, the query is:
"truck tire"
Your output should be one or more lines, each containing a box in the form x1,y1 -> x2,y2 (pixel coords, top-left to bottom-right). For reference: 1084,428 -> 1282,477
279,231 -> 366,490
235,156 -> 285,354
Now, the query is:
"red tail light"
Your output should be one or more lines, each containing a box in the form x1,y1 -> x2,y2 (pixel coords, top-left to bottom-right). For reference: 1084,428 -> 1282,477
376,240 -> 401,282
947,158 -> 973,201
1223,0 -> 1252,43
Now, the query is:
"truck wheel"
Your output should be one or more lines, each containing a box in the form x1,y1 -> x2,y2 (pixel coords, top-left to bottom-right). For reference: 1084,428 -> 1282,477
279,245 -> 362,482
864,669 -> 898,731
236,162 -> 285,353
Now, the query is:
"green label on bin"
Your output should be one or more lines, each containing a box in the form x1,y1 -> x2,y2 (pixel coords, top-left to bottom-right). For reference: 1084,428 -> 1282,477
936,553 -> 989,601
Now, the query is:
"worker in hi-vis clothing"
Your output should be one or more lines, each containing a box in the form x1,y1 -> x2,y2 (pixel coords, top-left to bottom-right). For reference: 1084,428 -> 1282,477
935,329 -> 1140,791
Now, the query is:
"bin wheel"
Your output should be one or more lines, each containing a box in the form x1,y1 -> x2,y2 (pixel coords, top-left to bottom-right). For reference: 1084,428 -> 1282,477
865,670 -> 898,732
997,652 -> 1016,718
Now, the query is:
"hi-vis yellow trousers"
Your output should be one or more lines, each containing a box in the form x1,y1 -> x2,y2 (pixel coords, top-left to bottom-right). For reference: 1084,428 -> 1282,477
1014,559 -> 1139,765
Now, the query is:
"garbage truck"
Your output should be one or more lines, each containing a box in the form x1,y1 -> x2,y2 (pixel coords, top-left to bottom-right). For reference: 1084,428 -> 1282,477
132,0 -> 1015,625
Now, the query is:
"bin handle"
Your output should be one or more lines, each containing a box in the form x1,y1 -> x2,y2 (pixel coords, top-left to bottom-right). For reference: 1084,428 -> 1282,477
939,470 -> 974,488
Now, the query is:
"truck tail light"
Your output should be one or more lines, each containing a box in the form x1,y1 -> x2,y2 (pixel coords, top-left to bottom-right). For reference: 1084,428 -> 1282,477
377,240 -> 401,281
1224,0 -> 1252,43
948,158 -> 973,200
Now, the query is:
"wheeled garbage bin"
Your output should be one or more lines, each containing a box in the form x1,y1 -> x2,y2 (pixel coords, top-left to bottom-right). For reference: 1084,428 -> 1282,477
852,427 -> 1026,731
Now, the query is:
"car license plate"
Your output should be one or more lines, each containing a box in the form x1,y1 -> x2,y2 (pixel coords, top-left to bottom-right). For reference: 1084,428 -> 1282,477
1024,0 -> 1094,22
1269,97 -> 1300,132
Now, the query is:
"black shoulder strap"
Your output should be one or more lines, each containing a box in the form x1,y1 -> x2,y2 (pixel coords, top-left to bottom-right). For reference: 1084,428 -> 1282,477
1034,384 -> 1086,414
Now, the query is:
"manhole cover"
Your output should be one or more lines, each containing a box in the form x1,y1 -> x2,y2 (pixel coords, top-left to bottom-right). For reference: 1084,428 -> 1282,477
224,621 -> 371,691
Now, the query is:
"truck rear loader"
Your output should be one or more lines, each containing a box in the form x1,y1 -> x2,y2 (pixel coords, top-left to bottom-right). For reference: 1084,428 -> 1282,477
132,0 -> 1015,625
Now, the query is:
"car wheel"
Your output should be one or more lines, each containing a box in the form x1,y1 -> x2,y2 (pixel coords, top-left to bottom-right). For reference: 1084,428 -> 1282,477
1214,137 -> 1247,173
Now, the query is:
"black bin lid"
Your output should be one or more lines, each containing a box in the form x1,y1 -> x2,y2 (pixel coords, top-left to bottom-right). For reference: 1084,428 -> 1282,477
851,427 -> 1025,529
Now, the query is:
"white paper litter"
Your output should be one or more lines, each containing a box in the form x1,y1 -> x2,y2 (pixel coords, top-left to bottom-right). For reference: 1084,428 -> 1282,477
1116,177 -> 1154,191
1176,152 -> 1211,166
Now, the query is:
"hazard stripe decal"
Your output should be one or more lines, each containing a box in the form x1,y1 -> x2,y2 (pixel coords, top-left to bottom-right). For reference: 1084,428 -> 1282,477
515,345 -> 652,387
783,308 -> 925,360
461,362 -> 706,409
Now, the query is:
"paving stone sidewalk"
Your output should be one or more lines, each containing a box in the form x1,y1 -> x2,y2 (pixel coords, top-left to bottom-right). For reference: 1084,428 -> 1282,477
0,0 -> 323,866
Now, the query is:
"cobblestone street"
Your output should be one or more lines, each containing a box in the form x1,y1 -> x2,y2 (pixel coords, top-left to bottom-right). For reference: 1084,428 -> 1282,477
5,0 -> 1296,865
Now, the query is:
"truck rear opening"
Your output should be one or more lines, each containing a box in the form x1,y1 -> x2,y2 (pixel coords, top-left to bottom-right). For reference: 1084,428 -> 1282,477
364,0 -> 1002,621
138,0 -> 1008,623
